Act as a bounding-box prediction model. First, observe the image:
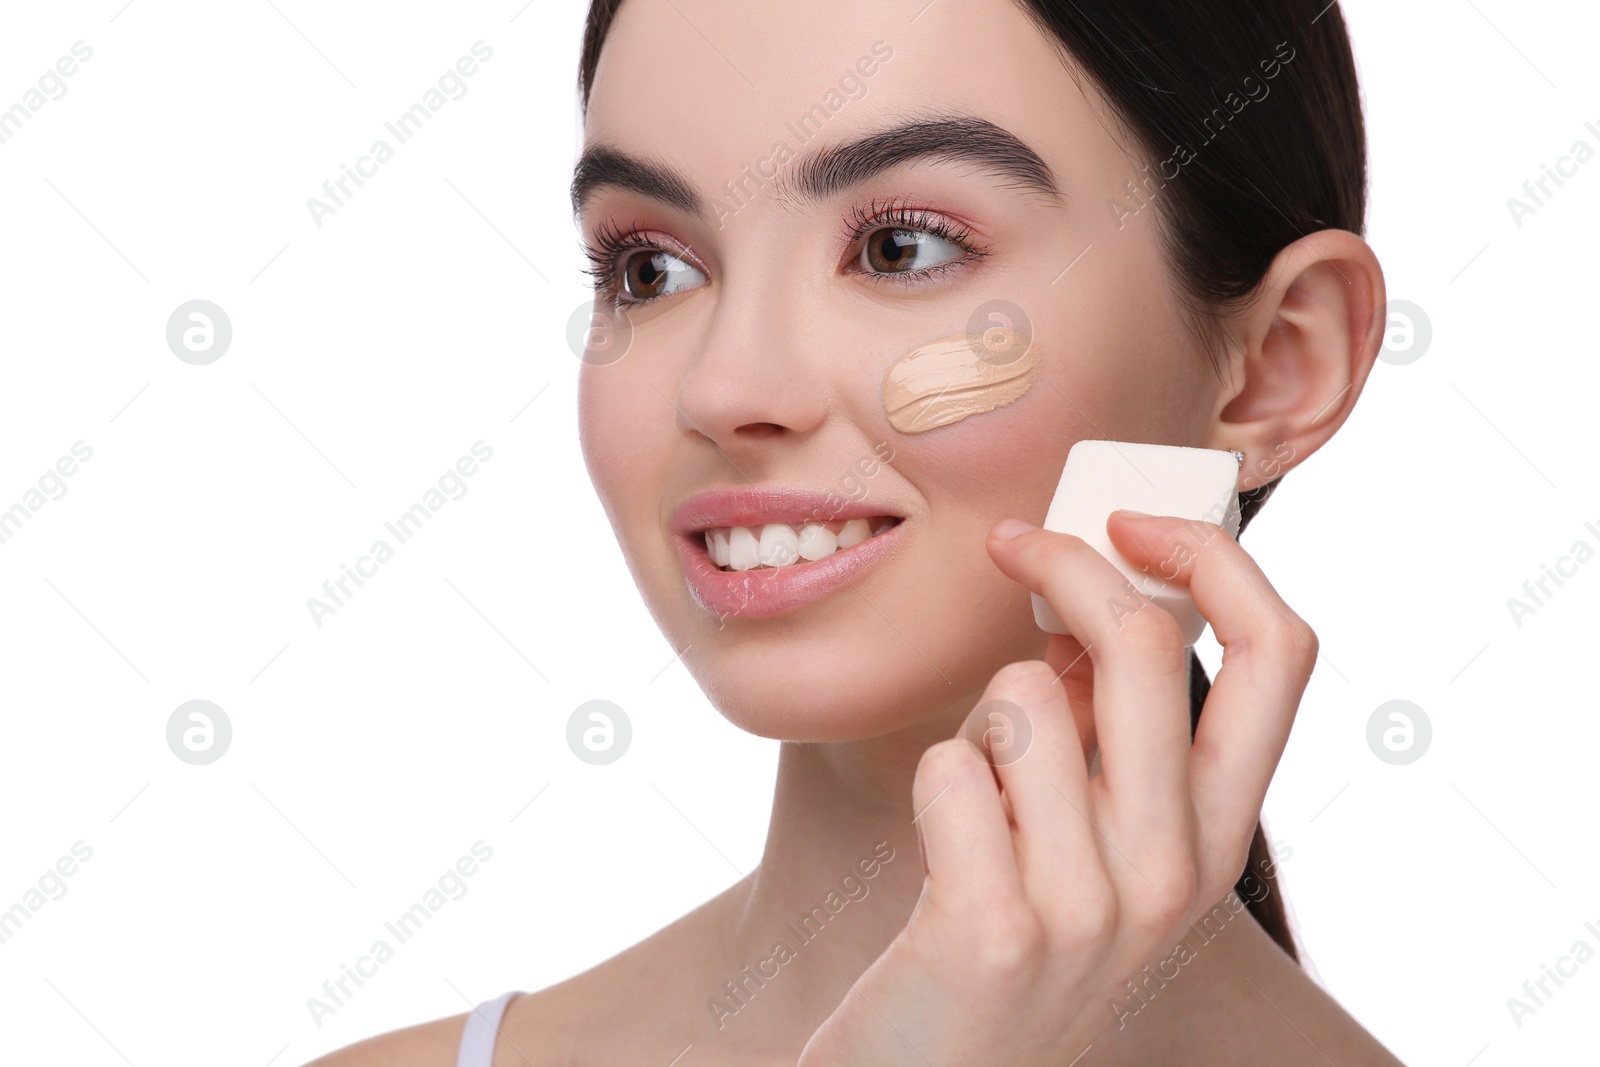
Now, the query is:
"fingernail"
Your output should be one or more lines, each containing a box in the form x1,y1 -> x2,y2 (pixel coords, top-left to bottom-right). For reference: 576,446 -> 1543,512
991,518 -> 1037,540
1114,509 -> 1155,519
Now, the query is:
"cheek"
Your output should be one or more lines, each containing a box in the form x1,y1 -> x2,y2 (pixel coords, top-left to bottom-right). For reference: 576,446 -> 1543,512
576,369 -> 607,482
883,388 -> 1076,533
880,330 -> 1038,435
577,368 -> 647,517
1045,242 -> 1207,437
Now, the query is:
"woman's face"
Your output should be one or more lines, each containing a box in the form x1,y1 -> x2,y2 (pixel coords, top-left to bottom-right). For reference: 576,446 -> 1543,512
576,0 -> 1230,740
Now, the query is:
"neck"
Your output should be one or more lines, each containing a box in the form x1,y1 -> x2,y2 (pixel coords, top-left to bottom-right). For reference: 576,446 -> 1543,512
700,697 -> 1294,1057
713,698 -> 972,1044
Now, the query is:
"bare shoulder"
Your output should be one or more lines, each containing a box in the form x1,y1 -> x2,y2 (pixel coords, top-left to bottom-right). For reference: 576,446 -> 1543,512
1253,968 -> 1409,1064
300,879 -> 748,1067
298,1009 -> 471,1067
290,939 -> 692,1067
1223,916 -> 1410,1064
294,939 -> 695,1067
1096,905 -> 1411,1065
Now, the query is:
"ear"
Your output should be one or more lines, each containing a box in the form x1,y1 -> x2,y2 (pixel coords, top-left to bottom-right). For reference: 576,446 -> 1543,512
1201,229 -> 1387,492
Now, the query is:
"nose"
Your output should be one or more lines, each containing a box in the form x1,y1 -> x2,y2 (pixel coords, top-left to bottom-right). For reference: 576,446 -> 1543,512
672,274 -> 831,452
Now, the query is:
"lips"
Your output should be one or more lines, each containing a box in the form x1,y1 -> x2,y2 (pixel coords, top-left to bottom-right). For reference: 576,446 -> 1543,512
669,485 -> 909,619
670,485 -> 904,535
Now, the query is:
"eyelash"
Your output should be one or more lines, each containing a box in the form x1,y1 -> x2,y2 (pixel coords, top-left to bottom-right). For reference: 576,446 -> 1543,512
579,197 -> 989,308
578,217 -> 664,305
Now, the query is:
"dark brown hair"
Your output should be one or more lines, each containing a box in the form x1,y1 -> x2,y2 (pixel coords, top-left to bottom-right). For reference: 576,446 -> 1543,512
576,0 -> 1370,965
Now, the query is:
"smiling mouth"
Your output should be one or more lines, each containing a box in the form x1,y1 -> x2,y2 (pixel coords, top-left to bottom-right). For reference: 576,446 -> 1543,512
702,516 -> 903,571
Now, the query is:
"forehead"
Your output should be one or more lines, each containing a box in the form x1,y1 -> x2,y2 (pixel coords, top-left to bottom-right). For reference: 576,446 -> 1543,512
579,0 -> 1120,217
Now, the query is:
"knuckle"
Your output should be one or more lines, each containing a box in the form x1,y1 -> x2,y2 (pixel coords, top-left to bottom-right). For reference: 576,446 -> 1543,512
1295,619 -> 1321,662
1163,859 -> 1203,924
1116,602 -> 1188,660
1188,519 -> 1227,547
1132,860 -> 1200,937
1268,612 -> 1319,674
1059,884 -> 1120,946
914,738 -> 987,807
916,737 -> 977,786
1031,543 -> 1082,595
1212,824 -> 1257,885
971,905 -> 1047,980
989,658 -> 1059,698
1173,520 -> 1226,568
1033,533 -> 1082,570
1049,870 -> 1126,947
1228,840 -> 1259,892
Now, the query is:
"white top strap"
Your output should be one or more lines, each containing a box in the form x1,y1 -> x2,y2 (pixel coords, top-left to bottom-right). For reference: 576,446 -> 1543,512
455,990 -> 521,1067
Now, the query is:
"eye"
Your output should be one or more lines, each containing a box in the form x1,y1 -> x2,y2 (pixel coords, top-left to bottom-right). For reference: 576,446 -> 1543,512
580,219 -> 708,308
857,226 -> 963,274
615,249 -> 705,304
844,197 -> 989,288
578,198 -> 989,308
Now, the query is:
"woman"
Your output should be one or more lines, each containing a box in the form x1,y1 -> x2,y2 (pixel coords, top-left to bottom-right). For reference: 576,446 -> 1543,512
311,0 -> 1404,1062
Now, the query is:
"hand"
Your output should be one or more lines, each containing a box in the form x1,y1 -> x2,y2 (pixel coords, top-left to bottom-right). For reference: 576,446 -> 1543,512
795,511 -> 1318,1067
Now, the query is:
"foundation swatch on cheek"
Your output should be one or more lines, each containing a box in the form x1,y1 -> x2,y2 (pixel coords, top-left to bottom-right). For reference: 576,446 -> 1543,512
882,329 -> 1040,434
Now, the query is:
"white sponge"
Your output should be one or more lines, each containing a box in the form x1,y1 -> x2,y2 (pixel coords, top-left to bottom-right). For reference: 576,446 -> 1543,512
1031,440 -> 1243,646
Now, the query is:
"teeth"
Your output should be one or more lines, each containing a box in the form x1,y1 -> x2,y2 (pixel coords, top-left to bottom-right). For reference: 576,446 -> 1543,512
797,523 -> 836,561
704,517 -> 900,571
707,527 -> 730,567
837,518 -> 871,548
759,524 -> 800,567
727,526 -> 759,571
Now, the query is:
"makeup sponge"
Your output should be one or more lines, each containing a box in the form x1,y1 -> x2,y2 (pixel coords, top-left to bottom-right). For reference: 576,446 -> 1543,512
1031,440 -> 1244,647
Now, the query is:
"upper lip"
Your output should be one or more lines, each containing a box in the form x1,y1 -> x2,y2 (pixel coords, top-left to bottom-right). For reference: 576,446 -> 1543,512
670,485 -> 905,535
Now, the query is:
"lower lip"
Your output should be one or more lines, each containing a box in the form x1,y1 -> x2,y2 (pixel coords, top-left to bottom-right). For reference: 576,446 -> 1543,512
673,521 -> 908,619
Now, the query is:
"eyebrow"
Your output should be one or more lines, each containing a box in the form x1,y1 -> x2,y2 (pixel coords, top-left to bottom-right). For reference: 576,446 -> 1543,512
570,112 -> 1063,222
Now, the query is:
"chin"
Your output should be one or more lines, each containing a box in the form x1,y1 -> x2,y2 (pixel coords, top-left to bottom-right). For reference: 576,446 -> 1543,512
676,603 -> 1041,744
699,672 -> 933,743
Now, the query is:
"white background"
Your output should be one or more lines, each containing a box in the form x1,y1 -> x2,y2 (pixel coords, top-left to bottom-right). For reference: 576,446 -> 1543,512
1,1 -> 1596,1064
